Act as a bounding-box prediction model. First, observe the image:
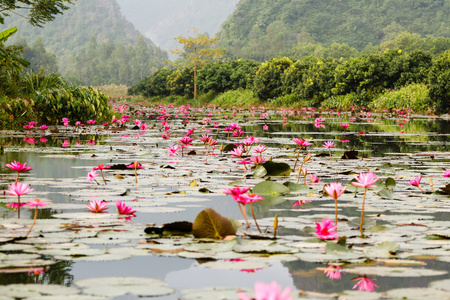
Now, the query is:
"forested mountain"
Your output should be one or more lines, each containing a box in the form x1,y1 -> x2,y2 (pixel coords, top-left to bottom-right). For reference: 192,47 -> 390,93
217,0 -> 450,61
1,0 -> 167,83
116,0 -> 238,56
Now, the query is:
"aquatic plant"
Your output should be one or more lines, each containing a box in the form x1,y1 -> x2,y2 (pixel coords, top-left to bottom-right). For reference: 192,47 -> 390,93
6,161 -> 32,183
25,198 -> 49,237
238,281 -> 293,300
351,172 -> 380,233
6,181 -> 34,218
315,218 -> 338,240
324,182 -> 347,225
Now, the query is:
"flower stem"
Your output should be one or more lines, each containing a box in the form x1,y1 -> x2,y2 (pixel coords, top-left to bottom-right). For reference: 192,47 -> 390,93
293,147 -> 301,172
135,166 -> 138,184
360,187 -> 367,233
250,203 -> 261,233
25,207 -> 38,238
17,195 -> 21,219
328,148 -> 332,161
15,172 -> 19,184
417,186 -> 425,193
335,198 -> 338,227
237,203 -> 250,228
100,170 -> 107,185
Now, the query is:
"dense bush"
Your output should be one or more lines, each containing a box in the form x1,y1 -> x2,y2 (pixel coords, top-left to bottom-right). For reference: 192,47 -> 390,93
370,83 -> 431,112
32,86 -> 113,124
197,60 -> 260,93
428,51 -> 450,113
253,57 -> 293,101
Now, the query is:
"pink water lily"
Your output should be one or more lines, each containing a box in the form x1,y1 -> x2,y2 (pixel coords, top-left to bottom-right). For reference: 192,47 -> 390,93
351,172 -> 380,233
408,175 -> 425,192
86,170 -> 100,185
352,275 -> 379,292
238,281 -> 293,300
127,161 -> 145,183
87,200 -> 108,213
324,265 -> 344,280
93,164 -> 111,185
115,200 -> 136,215
6,161 -> 33,183
444,169 -> 450,178
351,172 -> 379,188
324,182 -> 347,225
315,218 -> 338,240
322,141 -> 335,160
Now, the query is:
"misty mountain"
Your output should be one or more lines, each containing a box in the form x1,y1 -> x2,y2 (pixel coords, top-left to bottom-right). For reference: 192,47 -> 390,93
116,0 -> 238,55
1,0 -> 164,73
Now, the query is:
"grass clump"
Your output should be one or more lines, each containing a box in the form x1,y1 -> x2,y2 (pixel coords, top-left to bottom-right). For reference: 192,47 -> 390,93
210,89 -> 261,108
370,83 -> 431,112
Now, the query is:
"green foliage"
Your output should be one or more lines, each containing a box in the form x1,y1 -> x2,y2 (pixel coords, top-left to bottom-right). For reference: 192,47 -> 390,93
321,94 -> 355,111
0,0 -> 167,82
217,0 -> 450,61
0,0 -> 73,26
210,89 -> 260,108
0,96 -> 35,128
22,71 -> 68,94
167,68 -> 194,97
32,86 -> 113,124
0,27 -> 30,96
253,57 -> 293,101
428,51 -> 450,113
197,60 -> 259,93
370,83 -> 431,112
18,36 -> 58,73
128,68 -> 172,97
282,57 -> 339,104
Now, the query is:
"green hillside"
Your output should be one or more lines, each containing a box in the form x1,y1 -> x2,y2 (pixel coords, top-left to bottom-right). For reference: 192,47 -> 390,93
1,0 -> 167,76
217,0 -> 450,61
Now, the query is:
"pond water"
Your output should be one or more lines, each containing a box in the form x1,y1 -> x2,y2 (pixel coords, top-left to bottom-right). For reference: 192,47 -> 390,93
0,107 -> 449,299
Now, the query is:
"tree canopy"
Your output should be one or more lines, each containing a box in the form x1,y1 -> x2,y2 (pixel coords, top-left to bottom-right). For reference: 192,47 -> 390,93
0,0 -> 74,26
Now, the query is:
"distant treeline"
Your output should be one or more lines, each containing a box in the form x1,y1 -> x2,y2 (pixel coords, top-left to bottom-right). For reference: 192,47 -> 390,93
129,47 -> 450,113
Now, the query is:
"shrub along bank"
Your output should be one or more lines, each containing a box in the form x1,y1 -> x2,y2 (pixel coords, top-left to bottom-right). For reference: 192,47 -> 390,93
129,50 -> 450,113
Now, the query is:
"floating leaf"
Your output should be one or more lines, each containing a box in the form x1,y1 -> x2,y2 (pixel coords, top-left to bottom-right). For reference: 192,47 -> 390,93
377,189 -> 393,199
342,150 -> 358,159
385,177 -> 397,190
259,161 -> 292,177
283,181 -> 311,193
192,208 -> 236,239
252,165 -> 268,178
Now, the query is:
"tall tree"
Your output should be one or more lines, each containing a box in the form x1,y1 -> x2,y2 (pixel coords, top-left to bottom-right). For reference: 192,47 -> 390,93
171,28 -> 225,99
0,0 -> 74,26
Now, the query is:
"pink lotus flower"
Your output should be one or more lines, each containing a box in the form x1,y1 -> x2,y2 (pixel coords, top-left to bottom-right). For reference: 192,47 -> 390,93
168,145 -> 180,156
230,146 -> 244,158
322,141 -> 335,148
444,169 -> 450,178
341,139 -> 350,142
408,174 -> 425,192
6,181 -> 34,197
87,200 -> 108,213
6,181 -> 34,219
292,200 -> 311,207
6,161 -> 33,173
62,140 -> 70,147
28,268 -> 45,275
40,137 -> 48,143
115,200 -> 136,214
324,182 -> 347,200
292,138 -> 312,147
86,170 -> 99,185
263,125 -> 268,130
324,265 -> 344,280
223,186 -> 252,200
309,174 -> 321,183
232,129 -> 245,137
238,281 -> 293,300
237,193 -> 264,205
254,145 -> 267,155
26,198 -> 49,208
352,276 -> 379,292
93,164 -> 110,185
250,156 -> 266,165
185,127 -> 195,136
351,172 -> 379,233
39,124 -> 48,130
6,203 -> 26,210
315,218 -> 338,240
87,140 -> 95,145
340,123 -> 350,129
351,172 -> 379,188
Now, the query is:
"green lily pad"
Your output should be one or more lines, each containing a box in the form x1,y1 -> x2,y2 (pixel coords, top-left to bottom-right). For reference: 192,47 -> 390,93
192,208 -> 236,239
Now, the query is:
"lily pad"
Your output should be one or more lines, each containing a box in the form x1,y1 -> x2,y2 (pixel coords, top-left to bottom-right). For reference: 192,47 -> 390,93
192,208 -> 236,239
